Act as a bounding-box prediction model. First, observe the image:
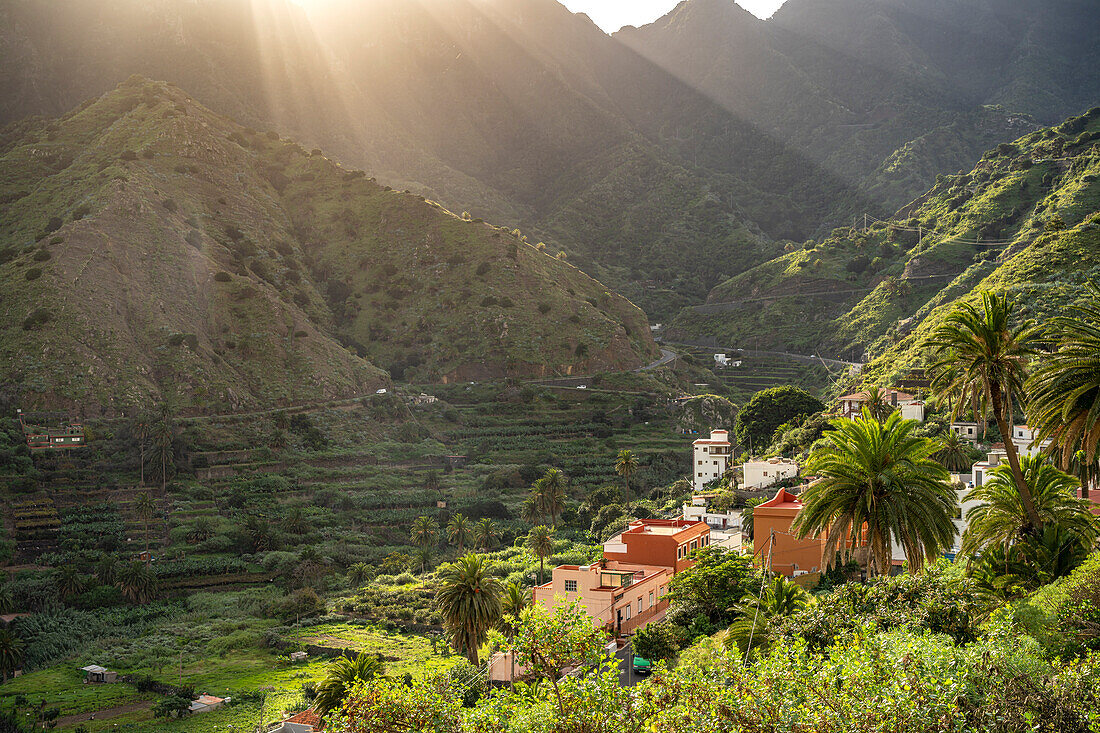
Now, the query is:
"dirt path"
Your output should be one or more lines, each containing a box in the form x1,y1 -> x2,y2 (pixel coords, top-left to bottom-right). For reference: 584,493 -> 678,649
55,700 -> 153,728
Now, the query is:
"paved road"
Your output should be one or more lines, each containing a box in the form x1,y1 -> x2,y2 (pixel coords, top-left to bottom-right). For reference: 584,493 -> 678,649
635,348 -> 678,372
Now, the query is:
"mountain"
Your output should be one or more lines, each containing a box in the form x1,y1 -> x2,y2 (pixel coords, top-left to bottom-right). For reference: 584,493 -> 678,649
617,0 -> 1100,222
0,79 -> 657,413
668,107 -> 1100,376
2,0 -> 1099,325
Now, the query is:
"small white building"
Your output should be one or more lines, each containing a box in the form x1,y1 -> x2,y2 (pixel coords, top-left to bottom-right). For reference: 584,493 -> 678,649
1012,425 -> 1052,457
692,429 -> 732,492
950,422 -> 980,443
742,458 -> 799,489
714,354 -> 730,367
971,449 -> 1007,488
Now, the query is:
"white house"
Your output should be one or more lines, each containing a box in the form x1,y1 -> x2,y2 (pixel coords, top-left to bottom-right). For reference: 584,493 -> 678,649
972,449 -> 1007,488
692,430 -> 732,492
950,422 -> 980,443
838,389 -> 925,422
741,458 -> 799,489
714,353 -> 730,367
1012,425 -> 1052,457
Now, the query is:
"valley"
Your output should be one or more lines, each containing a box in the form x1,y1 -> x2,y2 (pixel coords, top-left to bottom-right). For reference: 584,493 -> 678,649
0,1 -> 1099,731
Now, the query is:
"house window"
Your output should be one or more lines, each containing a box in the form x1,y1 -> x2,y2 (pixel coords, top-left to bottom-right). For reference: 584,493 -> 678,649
638,598 -> 643,613
690,540 -> 698,550
564,579 -> 577,593
624,604 -> 632,620
649,591 -> 654,607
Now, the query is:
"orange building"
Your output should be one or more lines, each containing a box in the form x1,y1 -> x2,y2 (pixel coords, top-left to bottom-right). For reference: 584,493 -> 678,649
752,488 -> 828,577
601,518 -> 711,573
533,519 -> 710,637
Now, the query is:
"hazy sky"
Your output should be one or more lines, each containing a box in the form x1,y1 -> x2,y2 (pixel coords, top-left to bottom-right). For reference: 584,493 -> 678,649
560,0 -> 786,33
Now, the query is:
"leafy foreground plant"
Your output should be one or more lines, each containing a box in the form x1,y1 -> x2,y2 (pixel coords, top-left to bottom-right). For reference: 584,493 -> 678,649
327,605 -> 1100,733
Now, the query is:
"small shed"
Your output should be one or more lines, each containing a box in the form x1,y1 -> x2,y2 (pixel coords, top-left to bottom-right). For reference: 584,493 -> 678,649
289,651 -> 308,663
81,665 -> 117,684
189,694 -> 227,714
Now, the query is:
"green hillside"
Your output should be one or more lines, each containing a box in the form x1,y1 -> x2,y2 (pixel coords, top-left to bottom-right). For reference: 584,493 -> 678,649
669,107 -> 1100,372
0,79 -> 656,413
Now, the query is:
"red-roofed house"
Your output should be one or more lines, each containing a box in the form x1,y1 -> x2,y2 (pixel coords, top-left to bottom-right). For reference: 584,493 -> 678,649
533,519 -> 710,637
838,389 -> 925,422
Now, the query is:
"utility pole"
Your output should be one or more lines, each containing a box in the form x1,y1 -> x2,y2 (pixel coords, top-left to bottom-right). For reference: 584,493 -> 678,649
863,213 -> 868,233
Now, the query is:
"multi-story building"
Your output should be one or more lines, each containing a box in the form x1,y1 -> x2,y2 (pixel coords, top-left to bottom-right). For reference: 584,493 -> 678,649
752,488 -> 828,577
692,429 -> 732,492
1011,425 -> 1053,457
533,519 -> 710,636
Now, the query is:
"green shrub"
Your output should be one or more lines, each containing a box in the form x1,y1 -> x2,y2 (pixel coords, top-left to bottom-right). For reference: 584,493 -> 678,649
45,216 -> 63,233
119,150 -> 137,161
214,271 -> 232,282
32,249 -> 51,262
25,267 -> 42,281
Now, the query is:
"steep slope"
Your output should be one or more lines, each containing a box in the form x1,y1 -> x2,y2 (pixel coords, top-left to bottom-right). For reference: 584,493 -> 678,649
669,108 -> 1100,371
0,79 -> 657,413
617,0 -> 1099,223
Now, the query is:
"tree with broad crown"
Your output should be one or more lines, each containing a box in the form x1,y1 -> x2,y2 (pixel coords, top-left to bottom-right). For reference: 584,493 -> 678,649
793,410 -> 957,577
926,291 -> 1042,529
435,553 -> 502,665
734,386 -> 824,453
1026,282 -> 1100,498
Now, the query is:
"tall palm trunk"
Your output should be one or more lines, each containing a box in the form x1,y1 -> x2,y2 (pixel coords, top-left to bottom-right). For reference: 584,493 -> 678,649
988,379 -> 1042,529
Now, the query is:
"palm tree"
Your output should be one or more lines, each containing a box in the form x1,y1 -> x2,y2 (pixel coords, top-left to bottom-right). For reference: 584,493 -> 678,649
863,386 -> 894,422
960,454 -> 1098,558
525,526 -> 555,585
926,291 -> 1042,529
347,562 -> 371,586
116,560 -> 157,604
537,469 -> 568,527
497,581 -> 529,638
447,513 -> 473,554
95,557 -> 118,586
134,491 -> 156,556
151,404 -> 177,492
282,507 -> 308,535
410,516 -> 439,551
314,652 -> 385,716
56,566 -> 86,600
473,518 -> 501,551
741,498 -> 764,542
725,575 -> 810,655
520,495 -> 541,525
1026,283 -> 1100,498
793,410 -> 957,576
131,413 -> 150,487
435,553 -> 502,665
931,432 -> 975,473
0,630 -> 24,683
0,584 -> 13,614
413,546 -> 434,574
187,516 -> 215,544
615,450 -> 638,502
